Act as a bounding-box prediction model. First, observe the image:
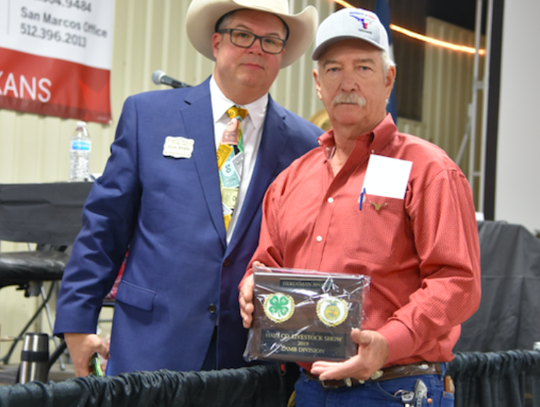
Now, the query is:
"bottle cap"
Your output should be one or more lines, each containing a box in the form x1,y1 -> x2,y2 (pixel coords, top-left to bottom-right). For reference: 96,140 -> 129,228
77,121 -> 87,127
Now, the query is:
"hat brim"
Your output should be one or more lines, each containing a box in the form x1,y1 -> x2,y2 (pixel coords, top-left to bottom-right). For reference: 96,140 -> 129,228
186,0 -> 318,68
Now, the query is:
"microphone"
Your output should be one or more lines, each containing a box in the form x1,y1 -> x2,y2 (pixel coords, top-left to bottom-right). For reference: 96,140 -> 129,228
152,70 -> 191,88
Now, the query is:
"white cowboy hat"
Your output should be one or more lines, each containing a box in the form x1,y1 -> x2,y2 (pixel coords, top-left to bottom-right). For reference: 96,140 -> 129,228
186,0 -> 318,68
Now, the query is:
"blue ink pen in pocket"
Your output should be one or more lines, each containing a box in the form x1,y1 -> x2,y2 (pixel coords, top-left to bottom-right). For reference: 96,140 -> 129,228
359,188 -> 366,210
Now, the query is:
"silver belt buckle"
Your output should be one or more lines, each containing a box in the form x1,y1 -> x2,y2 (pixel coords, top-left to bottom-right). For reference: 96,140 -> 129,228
370,370 -> 384,380
319,380 -> 335,389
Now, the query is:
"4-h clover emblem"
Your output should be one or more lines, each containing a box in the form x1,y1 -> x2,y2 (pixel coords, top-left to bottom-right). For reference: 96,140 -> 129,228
317,296 -> 348,327
263,293 -> 295,323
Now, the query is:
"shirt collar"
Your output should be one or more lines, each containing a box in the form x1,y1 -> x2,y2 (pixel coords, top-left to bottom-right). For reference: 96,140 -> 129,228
210,76 -> 268,131
317,114 -> 398,159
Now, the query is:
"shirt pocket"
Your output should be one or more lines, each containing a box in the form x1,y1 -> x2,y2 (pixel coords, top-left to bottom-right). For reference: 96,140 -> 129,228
342,194 -> 412,266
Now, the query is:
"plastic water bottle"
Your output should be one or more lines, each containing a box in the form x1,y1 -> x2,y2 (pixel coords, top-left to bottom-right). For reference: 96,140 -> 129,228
69,121 -> 91,182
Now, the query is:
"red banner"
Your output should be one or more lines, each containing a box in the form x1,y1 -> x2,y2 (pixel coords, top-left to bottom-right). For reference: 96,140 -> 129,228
0,47 -> 111,123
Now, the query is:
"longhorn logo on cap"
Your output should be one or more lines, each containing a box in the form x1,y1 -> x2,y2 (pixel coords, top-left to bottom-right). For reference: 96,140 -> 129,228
349,11 -> 369,29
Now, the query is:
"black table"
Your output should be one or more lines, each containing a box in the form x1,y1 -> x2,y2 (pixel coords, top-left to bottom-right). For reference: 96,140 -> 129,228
0,182 -> 93,246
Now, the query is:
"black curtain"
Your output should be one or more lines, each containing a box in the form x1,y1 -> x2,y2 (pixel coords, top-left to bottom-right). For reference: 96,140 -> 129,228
2,352 -> 540,407
0,365 -> 289,407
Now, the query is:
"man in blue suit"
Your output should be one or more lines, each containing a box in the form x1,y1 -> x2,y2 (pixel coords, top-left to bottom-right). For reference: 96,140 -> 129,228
54,0 -> 322,376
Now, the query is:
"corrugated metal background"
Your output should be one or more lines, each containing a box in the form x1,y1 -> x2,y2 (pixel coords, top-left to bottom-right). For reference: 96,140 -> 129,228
398,17 -> 484,198
0,3 -> 481,363
0,0 -> 335,186
421,17 -> 484,178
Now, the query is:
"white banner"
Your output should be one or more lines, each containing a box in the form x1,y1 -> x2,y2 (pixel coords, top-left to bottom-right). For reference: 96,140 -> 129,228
0,0 -> 115,123
0,0 -> 115,69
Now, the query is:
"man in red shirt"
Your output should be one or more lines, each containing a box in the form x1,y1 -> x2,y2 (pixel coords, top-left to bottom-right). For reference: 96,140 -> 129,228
239,7 -> 481,407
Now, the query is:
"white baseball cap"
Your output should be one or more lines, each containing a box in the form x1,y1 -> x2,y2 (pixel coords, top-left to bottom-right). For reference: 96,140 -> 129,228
312,8 -> 389,61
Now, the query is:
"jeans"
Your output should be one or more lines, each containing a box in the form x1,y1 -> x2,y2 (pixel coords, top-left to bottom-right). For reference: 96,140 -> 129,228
295,367 -> 454,407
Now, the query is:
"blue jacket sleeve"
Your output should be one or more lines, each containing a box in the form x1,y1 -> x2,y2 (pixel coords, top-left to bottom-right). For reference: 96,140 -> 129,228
54,96 -> 141,335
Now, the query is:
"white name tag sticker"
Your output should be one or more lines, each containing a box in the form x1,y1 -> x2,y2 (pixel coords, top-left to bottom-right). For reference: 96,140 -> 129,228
163,136 -> 194,159
362,154 -> 412,199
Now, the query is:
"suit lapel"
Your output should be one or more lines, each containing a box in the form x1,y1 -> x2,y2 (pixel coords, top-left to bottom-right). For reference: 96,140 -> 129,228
180,78 -> 227,249
226,97 -> 288,255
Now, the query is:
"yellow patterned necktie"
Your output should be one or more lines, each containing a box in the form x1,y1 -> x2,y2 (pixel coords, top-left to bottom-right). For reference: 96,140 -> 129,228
216,106 -> 248,231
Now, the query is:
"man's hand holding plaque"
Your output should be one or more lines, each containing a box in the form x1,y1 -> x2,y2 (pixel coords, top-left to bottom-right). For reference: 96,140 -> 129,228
242,264 -> 369,363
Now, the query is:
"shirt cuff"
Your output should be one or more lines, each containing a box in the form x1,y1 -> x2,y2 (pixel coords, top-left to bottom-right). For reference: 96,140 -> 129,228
378,320 -> 415,365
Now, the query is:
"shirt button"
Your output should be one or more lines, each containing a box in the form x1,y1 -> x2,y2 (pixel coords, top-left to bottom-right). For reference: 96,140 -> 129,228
327,197 -> 334,203
208,304 -> 217,314
316,236 -> 323,242
223,259 -> 230,267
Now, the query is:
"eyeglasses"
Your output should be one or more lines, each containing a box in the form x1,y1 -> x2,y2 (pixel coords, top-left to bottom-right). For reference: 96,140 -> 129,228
218,28 -> 286,54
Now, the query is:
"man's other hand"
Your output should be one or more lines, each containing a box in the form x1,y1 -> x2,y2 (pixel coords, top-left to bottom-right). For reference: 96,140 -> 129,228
310,329 -> 389,381
64,333 -> 110,377
239,261 -> 265,328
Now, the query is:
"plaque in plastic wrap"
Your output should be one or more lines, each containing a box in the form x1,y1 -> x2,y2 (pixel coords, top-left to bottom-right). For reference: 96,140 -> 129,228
244,266 -> 369,363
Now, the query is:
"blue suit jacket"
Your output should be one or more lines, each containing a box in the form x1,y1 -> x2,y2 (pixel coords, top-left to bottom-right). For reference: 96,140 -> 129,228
54,78 -> 322,375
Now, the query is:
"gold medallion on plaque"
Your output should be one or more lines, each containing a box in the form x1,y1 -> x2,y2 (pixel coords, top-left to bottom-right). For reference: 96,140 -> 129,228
317,297 -> 348,327
263,293 -> 295,323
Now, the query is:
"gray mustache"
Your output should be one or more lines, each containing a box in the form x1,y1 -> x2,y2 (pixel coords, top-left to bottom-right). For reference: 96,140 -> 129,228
331,92 -> 367,107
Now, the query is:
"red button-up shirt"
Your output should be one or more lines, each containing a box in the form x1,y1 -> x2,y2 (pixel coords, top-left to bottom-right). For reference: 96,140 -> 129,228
242,114 -> 481,369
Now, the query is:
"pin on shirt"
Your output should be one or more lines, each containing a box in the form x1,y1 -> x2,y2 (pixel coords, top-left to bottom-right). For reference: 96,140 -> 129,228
369,201 -> 388,211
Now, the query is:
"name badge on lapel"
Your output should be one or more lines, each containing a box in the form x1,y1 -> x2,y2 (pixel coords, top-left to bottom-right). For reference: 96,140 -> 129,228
163,136 -> 194,159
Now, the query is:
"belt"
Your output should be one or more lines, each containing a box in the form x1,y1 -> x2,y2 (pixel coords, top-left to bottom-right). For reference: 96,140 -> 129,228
304,362 -> 442,389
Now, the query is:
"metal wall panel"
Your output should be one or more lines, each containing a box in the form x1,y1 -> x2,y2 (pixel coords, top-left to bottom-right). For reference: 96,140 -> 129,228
421,17 -> 484,178
0,0 -> 331,185
397,117 -> 426,141
0,9 -> 482,187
